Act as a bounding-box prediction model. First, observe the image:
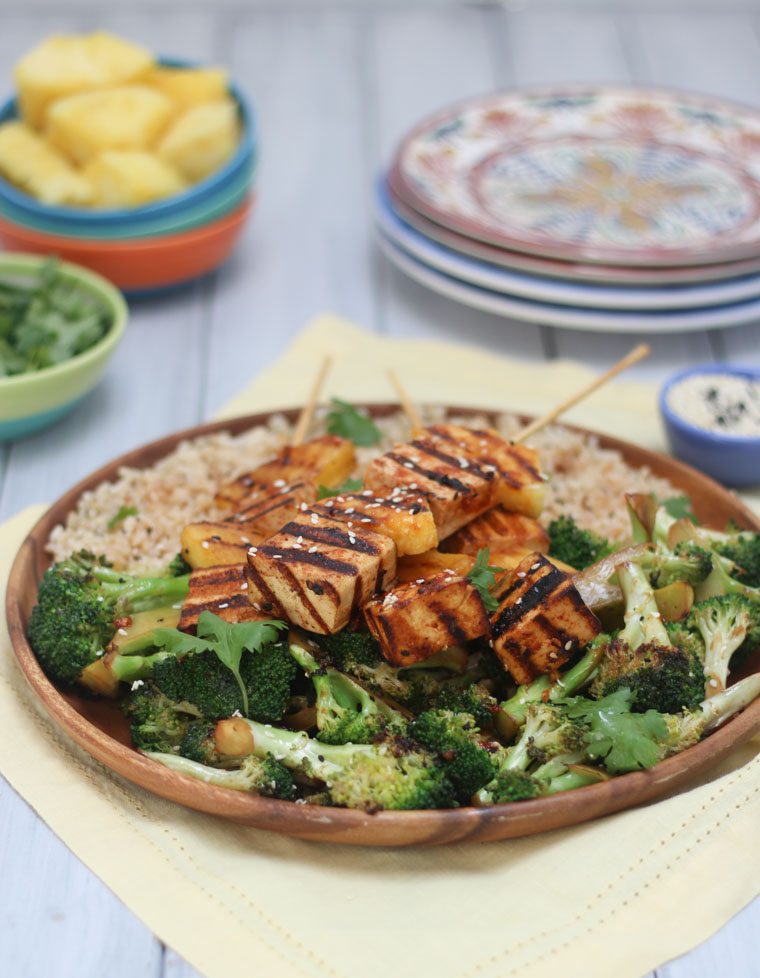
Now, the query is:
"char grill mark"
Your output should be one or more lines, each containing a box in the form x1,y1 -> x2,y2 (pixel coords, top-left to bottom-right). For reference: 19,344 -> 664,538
275,560 -> 332,633
491,565 -> 567,639
408,439 -> 495,484
257,544 -> 359,577
385,452 -> 471,494
278,520 -> 381,556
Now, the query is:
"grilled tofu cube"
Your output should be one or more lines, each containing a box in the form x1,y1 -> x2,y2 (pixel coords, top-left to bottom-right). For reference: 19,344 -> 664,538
364,572 -> 489,666
310,490 -> 438,556
215,435 -> 355,510
397,549 -> 474,583
363,433 -> 497,540
425,424 -> 546,518
442,507 -> 549,555
490,552 -> 601,684
247,514 -> 396,634
179,564 -> 266,632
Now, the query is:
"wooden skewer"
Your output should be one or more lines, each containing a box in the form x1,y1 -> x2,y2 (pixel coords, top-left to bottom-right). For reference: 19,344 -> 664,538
291,355 -> 333,446
387,369 -> 424,434
513,343 -> 651,444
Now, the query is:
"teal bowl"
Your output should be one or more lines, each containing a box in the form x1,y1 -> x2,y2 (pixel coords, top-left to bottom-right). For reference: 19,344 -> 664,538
0,58 -> 257,240
0,254 -> 129,440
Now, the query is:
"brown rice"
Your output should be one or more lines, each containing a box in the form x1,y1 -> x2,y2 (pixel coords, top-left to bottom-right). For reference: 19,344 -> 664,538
47,409 -> 675,571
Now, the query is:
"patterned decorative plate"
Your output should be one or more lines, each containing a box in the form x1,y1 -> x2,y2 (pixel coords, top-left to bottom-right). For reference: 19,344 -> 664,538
394,86 -> 760,267
378,231 -> 760,333
376,181 -> 760,311
386,176 -> 760,286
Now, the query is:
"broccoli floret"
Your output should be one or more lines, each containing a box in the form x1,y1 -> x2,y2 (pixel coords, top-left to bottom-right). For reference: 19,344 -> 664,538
179,721 -> 223,765
27,550 -> 189,685
497,641 -> 605,730
210,717 -> 456,811
501,702 -> 587,773
410,709 -> 497,802
124,684 -> 200,753
289,640 -> 407,745
167,552 -> 192,577
712,535 -> 760,588
659,673 -> 760,758
152,641 -> 297,723
686,595 -> 759,696
547,515 -> 613,569
591,640 -> 704,714
431,682 -> 498,729
485,769 -> 542,803
617,560 -> 672,649
318,630 -> 382,671
146,752 -> 296,800
640,542 -> 713,588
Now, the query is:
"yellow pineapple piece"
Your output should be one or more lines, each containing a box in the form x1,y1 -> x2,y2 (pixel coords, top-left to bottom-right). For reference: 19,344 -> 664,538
311,490 -> 438,557
158,98 -> 239,182
0,121 -> 92,205
84,151 -> 186,207
46,85 -> 174,165
397,549 -> 474,583
149,66 -> 229,108
15,32 -> 153,129
180,520 -> 264,570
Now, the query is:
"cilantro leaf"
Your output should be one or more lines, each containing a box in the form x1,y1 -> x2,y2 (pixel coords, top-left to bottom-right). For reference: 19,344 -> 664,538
564,689 -> 667,774
316,477 -> 363,500
326,398 -> 382,446
661,495 -> 698,525
196,613 -> 288,717
467,547 -> 505,613
151,630 -> 212,657
107,505 -> 139,530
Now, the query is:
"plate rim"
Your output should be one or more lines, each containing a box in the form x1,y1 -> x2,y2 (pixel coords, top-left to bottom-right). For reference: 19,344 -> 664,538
6,403 -> 760,846
392,83 -> 760,267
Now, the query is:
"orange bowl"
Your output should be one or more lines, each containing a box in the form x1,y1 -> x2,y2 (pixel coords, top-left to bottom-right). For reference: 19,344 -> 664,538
0,197 -> 253,294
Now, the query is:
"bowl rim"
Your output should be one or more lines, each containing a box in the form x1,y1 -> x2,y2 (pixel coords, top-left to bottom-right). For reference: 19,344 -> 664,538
0,56 -> 256,223
6,403 -> 760,846
0,253 -> 129,390
0,195 -> 254,253
659,363 -> 760,446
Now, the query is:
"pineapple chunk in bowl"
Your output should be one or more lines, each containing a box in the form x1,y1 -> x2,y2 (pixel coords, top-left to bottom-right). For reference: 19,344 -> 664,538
0,55 -> 256,239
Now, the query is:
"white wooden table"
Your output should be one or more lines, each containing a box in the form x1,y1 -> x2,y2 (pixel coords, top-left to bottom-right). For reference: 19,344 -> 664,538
1,3 -> 759,976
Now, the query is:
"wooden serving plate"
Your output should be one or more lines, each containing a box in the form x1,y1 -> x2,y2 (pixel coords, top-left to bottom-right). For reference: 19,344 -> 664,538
7,405 -> 760,846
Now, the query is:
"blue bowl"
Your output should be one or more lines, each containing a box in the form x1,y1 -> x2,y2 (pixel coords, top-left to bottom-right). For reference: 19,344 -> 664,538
660,365 -> 760,488
0,57 -> 257,238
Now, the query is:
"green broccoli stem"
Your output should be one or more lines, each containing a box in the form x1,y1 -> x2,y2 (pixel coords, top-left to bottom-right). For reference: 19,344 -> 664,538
695,553 -> 760,604
98,572 -> 190,612
543,769 -> 602,794
144,752 -> 261,790
617,561 -> 671,648
108,650 -> 174,683
699,673 -> 760,732
214,717 -> 374,781
497,644 -> 604,731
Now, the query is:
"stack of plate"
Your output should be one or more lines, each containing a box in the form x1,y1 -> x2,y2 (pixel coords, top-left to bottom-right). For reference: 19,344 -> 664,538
376,86 -> 760,333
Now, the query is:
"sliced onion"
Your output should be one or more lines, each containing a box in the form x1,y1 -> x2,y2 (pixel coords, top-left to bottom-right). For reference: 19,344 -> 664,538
573,543 -> 651,609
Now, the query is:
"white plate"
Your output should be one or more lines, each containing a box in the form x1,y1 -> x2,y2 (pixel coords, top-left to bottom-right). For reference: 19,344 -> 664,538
376,182 -> 760,311
378,231 -> 760,333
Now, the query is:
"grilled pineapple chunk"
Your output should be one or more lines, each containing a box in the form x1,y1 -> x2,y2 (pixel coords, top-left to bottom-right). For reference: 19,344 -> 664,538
364,572 -> 489,666
84,150 -> 185,207
0,121 -> 92,205
426,424 -> 546,518
46,85 -> 174,165
14,31 -> 153,129
158,99 -> 239,182
181,520 -> 264,570
148,66 -> 229,108
247,514 -> 396,634
442,508 -> 549,555
490,552 -> 601,684
397,549 -> 474,583
363,431 -> 496,539
310,490 -> 438,556
215,436 -> 355,510
228,481 -> 316,537
179,564 -> 266,632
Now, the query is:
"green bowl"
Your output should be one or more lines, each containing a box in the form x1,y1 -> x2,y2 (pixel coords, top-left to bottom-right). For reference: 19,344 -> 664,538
0,253 -> 129,440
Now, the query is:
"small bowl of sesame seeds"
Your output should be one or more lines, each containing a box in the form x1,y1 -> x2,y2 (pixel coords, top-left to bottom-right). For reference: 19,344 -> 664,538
660,365 -> 760,488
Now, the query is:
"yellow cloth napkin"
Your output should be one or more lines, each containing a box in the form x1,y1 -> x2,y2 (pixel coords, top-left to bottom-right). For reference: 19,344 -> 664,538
2,315 -> 759,978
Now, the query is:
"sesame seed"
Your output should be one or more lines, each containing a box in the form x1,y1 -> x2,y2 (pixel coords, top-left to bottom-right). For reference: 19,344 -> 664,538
309,546 -> 318,553
273,554 -> 282,559
361,518 -> 372,523
201,541 -> 210,549
345,508 -> 355,514
415,579 -> 425,584
530,562 -> 541,570
403,462 -> 414,469
118,628 -> 128,636
131,680 -> 145,690
253,602 -> 261,610
218,602 -> 229,609
248,546 -> 258,555
517,571 -> 526,578
273,479 -> 286,487
564,641 -> 573,651
241,536 -> 250,544
296,536 -> 304,544
240,582 -> 249,590
516,597 -> 522,605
